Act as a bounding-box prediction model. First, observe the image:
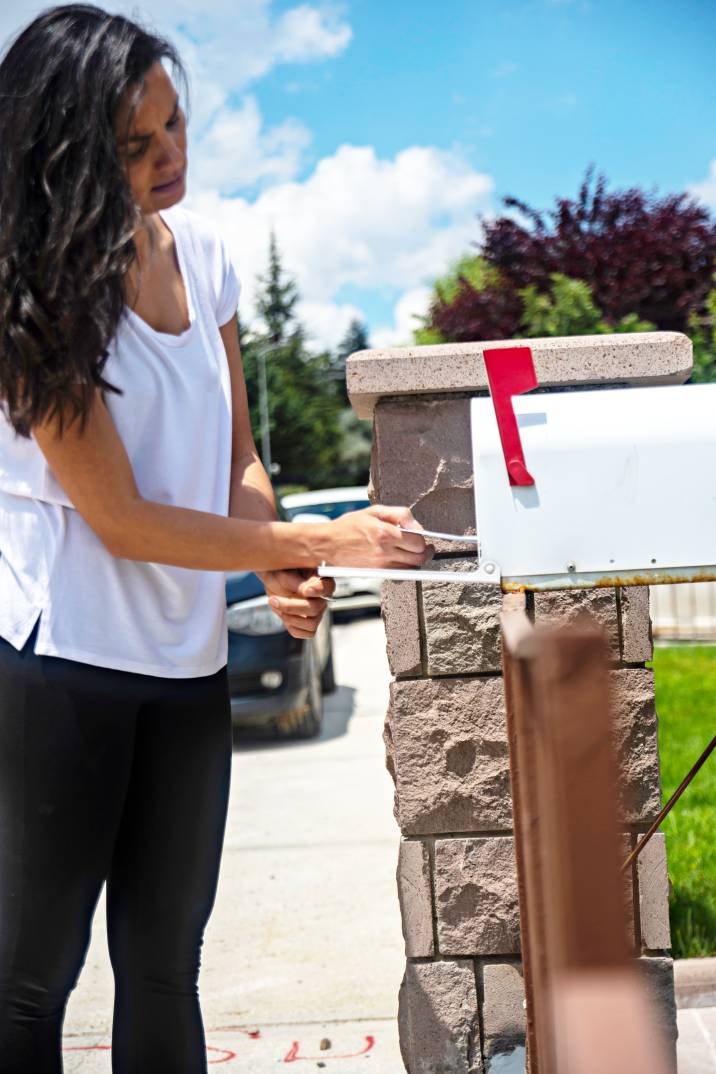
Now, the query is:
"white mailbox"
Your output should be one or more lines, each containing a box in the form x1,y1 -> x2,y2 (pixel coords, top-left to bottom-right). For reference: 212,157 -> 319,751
472,382 -> 716,591
319,349 -> 716,591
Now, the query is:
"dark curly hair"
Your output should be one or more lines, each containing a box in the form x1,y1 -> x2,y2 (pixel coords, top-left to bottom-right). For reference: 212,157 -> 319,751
0,4 -> 188,437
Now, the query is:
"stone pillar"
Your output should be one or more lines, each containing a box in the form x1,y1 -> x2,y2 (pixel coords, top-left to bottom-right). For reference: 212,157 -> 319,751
347,333 -> 690,1073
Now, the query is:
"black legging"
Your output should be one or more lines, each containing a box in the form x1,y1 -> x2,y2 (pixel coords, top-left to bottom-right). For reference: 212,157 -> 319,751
0,616 -> 232,1074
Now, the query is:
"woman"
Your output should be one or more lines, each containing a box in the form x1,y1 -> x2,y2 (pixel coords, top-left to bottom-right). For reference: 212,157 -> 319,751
0,6 -> 429,1071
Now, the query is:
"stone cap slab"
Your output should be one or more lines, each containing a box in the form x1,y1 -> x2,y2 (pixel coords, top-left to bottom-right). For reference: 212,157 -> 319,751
346,331 -> 692,419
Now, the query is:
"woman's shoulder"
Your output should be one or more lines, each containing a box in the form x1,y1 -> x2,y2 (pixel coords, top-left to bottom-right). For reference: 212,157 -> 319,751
162,203 -> 226,257
162,204 -> 241,325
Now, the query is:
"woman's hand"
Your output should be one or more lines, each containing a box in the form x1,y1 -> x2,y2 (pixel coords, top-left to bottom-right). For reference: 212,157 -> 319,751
256,567 -> 335,640
326,505 -> 433,569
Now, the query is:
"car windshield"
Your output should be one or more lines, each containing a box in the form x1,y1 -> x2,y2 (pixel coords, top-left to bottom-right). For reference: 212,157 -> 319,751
284,499 -> 369,521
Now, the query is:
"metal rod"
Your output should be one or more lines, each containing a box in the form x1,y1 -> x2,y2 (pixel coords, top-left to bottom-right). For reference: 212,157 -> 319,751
622,733 -> 716,873
257,343 -> 272,472
399,526 -> 480,544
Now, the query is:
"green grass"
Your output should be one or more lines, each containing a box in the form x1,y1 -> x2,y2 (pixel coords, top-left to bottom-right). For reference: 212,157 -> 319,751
652,645 -> 716,959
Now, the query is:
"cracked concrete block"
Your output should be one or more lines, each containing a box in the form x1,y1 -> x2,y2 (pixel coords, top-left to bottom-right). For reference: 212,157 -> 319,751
398,959 -> 482,1074
637,832 -> 671,951
397,838 -> 434,958
372,399 -> 476,553
435,838 -> 520,956
381,580 -> 422,678
481,962 -> 526,1067
533,587 -> 620,659
387,677 -> 511,835
619,585 -> 653,663
422,559 -> 504,675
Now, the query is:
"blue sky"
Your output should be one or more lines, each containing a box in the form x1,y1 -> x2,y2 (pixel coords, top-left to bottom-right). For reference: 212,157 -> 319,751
257,0 -> 716,208
3,0 -> 716,348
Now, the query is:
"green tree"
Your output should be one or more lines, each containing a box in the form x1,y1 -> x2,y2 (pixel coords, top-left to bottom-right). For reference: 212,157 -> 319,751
687,276 -> 716,383
336,318 -> 370,361
416,169 -> 716,358
240,236 -> 344,487
415,255 -> 498,344
328,318 -> 370,404
329,318 -> 372,484
519,274 -> 655,338
254,230 -> 299,345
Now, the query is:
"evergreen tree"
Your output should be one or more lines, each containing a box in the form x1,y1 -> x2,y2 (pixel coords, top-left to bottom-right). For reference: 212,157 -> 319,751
254,231 -> 299,345
336,318 -> 369,362
329,319 -> 372,483
328,318 -> 371,405
239,235 -> 345,487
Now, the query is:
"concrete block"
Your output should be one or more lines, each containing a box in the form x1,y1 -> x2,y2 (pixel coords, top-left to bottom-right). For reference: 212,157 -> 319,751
386,668 -> 658,833
619,585 -> 653,663
422,559 -> 503,675
637,955 -> 678,1071
620,832 -> 638,952
398,959 -> 482,1073
397,839 -> 434,958
533,587 -> 620,659
481,962 -> 526,1067
637,832 -> 671,951
435,838 -> 520,956
372,399 -> 476,552
347,332 -> 692,419
608,669 -> 662,824
533,597 -> 662,823
381,580 -> 422,678
387,677 -> 511,835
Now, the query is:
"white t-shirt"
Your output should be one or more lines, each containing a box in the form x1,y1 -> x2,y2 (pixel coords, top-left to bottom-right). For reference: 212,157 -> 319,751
0,205 -> 241,677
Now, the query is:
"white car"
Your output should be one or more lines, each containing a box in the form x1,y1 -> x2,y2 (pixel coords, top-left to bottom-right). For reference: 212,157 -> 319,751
281,487 -> 382,611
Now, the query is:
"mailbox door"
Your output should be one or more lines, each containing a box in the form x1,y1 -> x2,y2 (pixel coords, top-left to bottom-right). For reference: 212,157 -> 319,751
471,383 -> 716,584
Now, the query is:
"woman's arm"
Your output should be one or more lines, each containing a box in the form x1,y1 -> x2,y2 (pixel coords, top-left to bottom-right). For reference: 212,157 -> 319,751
31,385 -> 428,573
220,316 -> 336,637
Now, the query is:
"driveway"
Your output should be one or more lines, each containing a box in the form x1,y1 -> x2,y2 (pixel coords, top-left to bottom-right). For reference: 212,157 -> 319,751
61,612 -> 716,1072
62,612 -> 406,1071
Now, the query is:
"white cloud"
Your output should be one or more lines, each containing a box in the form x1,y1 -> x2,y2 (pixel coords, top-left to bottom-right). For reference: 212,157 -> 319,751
0,3 -> 495,353
371,287 -> 434,349
0,2 -> 351,92
0,1 -> 350,179
189,96 -> 311,195
187,144 -> 494,348
688,160 -> 716,209
297,300 -> 366,352
272,4 -> 352,64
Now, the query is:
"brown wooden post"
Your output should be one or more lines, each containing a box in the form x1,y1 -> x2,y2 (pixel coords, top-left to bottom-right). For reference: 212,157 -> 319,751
500,604 -> 673,1074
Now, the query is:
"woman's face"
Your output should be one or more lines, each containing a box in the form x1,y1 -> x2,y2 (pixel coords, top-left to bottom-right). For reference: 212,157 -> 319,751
116,62 -> 187,216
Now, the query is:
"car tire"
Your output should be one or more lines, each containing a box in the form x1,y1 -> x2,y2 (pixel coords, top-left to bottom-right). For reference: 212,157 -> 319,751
275,640 -> 323,740
320,641 -> 336,695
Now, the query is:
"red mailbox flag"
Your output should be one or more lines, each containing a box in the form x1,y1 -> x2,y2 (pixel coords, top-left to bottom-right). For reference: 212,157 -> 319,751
482,345 -> 538,487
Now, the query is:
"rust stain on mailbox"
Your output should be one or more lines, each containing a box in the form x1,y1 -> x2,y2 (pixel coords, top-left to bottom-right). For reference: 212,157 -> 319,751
501,566 -> 716,593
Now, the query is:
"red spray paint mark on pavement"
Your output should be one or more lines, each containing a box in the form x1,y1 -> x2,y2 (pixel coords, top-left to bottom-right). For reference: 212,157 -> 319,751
207,1045 -> 238,1063
64,1045 -> 112,1052
209,1026 -> 261,1040
283,1035 -> 375,1062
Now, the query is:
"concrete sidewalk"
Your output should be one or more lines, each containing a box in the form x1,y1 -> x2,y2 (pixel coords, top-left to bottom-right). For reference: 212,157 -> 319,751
62,614 -> 716,1072
63,613 -> 407,1071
